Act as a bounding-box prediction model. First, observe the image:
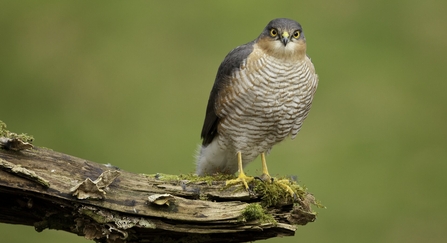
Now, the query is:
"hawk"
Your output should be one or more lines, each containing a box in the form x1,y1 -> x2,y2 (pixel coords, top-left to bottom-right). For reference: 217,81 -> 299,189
196,18 -> 318,191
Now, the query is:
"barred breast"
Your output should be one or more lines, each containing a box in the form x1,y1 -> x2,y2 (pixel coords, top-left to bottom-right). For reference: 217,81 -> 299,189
215,49 -> 318,166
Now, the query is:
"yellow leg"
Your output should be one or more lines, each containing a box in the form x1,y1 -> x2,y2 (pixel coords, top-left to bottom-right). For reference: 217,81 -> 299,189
226,152 -> 254,189
260,152 -> 296,198
259,152 -> 273,182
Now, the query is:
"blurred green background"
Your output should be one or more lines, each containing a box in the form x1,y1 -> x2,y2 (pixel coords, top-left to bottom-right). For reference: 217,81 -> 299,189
1,0 -> 446,242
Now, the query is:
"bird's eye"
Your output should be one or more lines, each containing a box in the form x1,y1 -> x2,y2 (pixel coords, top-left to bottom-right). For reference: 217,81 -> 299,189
270,28 -> 278,37
293,30 -> 300,39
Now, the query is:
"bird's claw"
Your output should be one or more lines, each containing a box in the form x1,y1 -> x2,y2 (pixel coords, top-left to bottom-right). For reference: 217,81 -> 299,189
255,173 -> 297,200
225,173 -> 254,190
275,179 -> 297,199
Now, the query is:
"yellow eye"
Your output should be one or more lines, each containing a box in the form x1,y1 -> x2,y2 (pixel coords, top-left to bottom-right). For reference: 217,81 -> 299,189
293,30 -> 300,39
270,28 -> 278,37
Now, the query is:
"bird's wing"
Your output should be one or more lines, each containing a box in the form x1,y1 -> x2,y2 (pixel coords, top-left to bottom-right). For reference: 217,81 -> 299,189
200,41 -> 255,146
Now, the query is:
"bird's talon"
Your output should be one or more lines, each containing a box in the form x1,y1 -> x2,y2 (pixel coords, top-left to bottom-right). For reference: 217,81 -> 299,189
225,174 -> 254,190
225,152 -> 255,190
269,178 -> 295,199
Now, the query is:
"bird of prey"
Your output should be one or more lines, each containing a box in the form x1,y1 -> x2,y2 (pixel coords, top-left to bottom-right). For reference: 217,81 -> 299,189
196,18 -> 318,192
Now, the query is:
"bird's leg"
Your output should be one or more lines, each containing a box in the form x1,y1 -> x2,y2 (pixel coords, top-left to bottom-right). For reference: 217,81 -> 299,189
225,151 -> 254,190
259,152 -> 296,198
259,152 -> 273,182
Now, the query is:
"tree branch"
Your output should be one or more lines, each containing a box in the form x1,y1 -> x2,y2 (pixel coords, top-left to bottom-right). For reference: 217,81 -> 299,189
0,124 -> 318,243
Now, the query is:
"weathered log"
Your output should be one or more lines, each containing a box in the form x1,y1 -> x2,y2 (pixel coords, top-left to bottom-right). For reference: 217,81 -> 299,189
0,122 -> 318,243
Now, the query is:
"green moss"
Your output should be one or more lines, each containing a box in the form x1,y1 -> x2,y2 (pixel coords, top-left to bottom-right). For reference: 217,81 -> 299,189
198,194 -> 208,200
145,172 -> 234,186
0,121 -> 6,136
239,203 -> 276,224
145,173 -> 182,181
145,172 -> 323,209
252,177 -> 308,208
0,120 -> 34,143
179,173 -> 235,185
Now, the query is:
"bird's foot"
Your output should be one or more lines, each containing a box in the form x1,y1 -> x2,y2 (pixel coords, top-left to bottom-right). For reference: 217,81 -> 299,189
274,179 -> 297,200
258,153 -> 297,199
225,151 -> 255,190
225,172 -> 254,190
256,173 -> 297,200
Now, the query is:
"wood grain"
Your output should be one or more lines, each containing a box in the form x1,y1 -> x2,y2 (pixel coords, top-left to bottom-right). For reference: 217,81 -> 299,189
0,146 -> 316,242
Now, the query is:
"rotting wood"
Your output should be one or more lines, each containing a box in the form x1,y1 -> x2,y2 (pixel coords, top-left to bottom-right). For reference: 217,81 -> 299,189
0,135 -> 318,243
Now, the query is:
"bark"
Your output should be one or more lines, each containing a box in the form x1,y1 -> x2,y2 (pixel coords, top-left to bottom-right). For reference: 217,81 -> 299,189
0,138 -> 317,243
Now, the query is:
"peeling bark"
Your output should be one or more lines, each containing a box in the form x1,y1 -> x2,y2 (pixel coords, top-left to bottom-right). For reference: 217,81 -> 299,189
0,146 -> 317,243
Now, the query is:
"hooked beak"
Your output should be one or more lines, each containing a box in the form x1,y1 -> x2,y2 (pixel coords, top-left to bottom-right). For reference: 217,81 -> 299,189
281,31 -> 290,46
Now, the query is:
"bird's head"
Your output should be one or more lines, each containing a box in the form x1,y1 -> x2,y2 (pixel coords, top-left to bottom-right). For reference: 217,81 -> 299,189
256,18 -> 307,61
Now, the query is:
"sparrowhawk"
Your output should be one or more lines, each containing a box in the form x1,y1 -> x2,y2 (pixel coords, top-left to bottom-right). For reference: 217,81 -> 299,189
196,18 -> 318,191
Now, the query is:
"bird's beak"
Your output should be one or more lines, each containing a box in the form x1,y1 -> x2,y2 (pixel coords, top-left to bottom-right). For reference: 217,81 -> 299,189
281,31 -> 290,46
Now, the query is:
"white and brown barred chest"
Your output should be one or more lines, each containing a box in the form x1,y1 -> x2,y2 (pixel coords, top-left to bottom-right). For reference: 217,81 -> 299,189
215,52 -> 318,158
